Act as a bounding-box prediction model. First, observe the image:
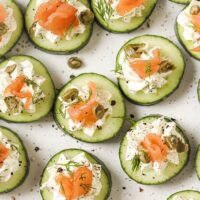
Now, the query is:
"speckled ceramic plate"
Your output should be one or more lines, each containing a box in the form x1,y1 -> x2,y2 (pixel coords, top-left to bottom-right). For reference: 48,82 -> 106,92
1,1 -> 200,200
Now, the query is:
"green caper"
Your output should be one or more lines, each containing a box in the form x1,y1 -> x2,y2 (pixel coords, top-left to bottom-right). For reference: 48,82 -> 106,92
5,64 -> 17,74
63,88 -> 79,102
95,104 -> 107,119
164,135 -> 179,149
138,149 -> 150,163
158,60 -> 175,73
176,141 -> 188,153
190,5 -> 200,15
79,10 -> 94,25
0,22 -> 9,36
124,43 -> 146,58
68,57 -> 82,69
4,96 -> 20,114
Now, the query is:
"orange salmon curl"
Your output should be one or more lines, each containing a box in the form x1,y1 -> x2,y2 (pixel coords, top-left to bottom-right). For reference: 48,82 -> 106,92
0,3 -> 8,23
0,143 -> 10,168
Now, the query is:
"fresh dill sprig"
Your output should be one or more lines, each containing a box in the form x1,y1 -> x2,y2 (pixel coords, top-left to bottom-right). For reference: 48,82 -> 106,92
132,155 -> 140,172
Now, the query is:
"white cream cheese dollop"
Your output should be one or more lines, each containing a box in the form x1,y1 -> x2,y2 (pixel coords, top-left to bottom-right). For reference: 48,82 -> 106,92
0,60 -> 45,114
0,2 -> 17,48
116,47 -> 172,94
0,131 -> 20,182
40,153 -> 102,200
34,0 -> 88,43
125,117 -> 181,174
60,85 -> 112,136
177,0 -> 200,48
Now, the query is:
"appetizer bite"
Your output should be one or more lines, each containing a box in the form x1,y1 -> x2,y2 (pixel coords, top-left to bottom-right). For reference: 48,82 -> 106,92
119,115 -> 189,185
116,35 -> 185,105
25,0 -> 94,54
40,149 -> 111,200
167,190 -> 200,200
0,126 -> 29,193
176,0 -> 200,60
54,73 -> 125,143
0,0 -> 23,57
170,0 -> 191,4
0,56 -> 55,122
91,0 -> 158,33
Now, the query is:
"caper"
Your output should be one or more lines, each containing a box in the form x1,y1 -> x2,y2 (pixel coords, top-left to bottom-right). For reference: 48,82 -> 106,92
5,64 -> 17,74
79,10 -> 94,25
164,135 -> 179,149
0,22 -> 9,36
138,149 -> 150,163
95,104 -> 107,119
63,88 -> 79,102
4,96 -> 20,114
190,5 -> 200,15
124,43 -> 146,58
158,60 -> 175,73
68,57 -> 82,69
176,141 -> 188,153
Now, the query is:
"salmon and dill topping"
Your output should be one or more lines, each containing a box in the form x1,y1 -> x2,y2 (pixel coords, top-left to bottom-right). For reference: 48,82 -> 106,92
59,81 -> 113,136
30,0 -> 94,44
40,152 -> 102,200
116,43 -> 175,94
0,59 -> 45,115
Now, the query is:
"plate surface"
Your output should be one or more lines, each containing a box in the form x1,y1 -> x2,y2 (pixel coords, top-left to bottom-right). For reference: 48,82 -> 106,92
1,0 -> 200,199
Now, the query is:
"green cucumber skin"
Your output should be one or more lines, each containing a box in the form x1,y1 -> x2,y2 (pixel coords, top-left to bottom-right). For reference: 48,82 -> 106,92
54,73 -> 126,143
169,0 -> 191,4
40,149 -> 112,200
0,1 -> 24,58
119,115 -> 190,185
25,0 -> 93,55
195,145 -> 200,180
0,55 -> 56,123
91,0 -> 158,33
198,80 -> 200,102
167,190 -> 200,200
0,126 -> 30,193
116,35 -> 186,106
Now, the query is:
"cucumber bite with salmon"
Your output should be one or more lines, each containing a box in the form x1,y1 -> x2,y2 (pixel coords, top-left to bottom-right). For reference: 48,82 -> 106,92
40,149 -> 111,200
119,115 -> 189,185
116,35 -> 185,105
0,0 -> 23,57
91,0 -> 158,33
0,56 -> 55,123
176,0 -> 200,60
25,0 -> 94,54
54,73 -> 125,143
167,190 -> 200,200
0,126 -> 29,193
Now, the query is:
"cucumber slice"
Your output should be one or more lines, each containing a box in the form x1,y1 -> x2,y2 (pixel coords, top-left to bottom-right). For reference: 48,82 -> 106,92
0,1 -> 23,57
0,55 -> 55,123
169,0 -> 191,4
40,149 -> 111,200
54,73 -> 125,143
167,190 -> 200,199
195,145 -> 200,179
119,115 -> 190,185
116,35 -> 185,105
91,0 -> 158,33
0,126 -> 29,193
176,6 -> 200,60
25,0 -> 93,54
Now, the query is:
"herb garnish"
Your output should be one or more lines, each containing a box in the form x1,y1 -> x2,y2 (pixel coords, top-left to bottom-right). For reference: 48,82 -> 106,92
145,62 -> 151,77
132,155 -> 140,172
58,161 -> 83,173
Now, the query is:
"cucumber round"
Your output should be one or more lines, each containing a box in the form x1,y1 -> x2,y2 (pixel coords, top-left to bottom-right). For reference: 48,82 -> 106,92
54,73 -> 125,143
91,0 -> 158,33
25,0 -> 93,54
116,35 -> 185,105
40,149 -> 111,200
167,190 -> 200,200
176,6 -> 200,60
119,115 -> 190,185
198,80 -> 200,102
195,145 -> 200,179
169,0 -> 191,4
0,0 -> 23,57
0,126 -> 29,193
0,55 -> 55,123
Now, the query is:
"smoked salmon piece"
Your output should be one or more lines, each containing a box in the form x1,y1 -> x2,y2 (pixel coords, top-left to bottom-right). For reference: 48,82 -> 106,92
191,13 -> 200,33
116,0 -> 144,16
0,4 -> 7,23
129,48 -> 161,79
0,143 -> 10,167
192,45 -> 200,52
35,0 -> 79,36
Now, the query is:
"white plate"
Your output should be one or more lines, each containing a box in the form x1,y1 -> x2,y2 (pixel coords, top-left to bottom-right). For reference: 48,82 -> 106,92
1,0 -> 200,199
